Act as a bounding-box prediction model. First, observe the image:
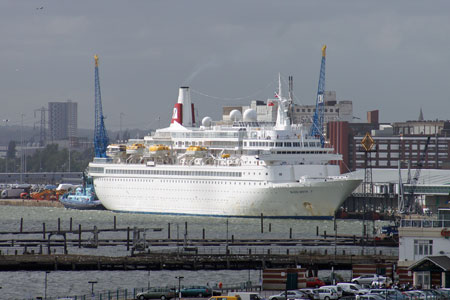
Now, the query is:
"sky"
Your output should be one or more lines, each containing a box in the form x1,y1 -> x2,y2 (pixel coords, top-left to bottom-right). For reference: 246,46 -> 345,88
1,0 -> 450,131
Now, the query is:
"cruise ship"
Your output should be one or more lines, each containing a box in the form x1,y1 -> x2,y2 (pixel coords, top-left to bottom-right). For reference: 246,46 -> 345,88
88,79 -> 362,218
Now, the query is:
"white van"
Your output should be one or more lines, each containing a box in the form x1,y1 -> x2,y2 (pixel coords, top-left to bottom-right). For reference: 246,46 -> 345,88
316,287 -> 338,300
232,292 -> 262,300
336,283 -> 369,296
321,285 -> 342,298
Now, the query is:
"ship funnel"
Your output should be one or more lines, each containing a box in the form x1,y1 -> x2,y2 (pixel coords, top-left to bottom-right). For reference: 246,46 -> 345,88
171,86 -> 194,127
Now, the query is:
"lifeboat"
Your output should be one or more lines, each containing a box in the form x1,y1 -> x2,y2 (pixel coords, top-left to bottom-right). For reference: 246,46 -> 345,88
221,153 -> 230,159
149,144 -> 170,157
185,146 -> 208,157
106,144 -> 127,158
126,143 -> 145,155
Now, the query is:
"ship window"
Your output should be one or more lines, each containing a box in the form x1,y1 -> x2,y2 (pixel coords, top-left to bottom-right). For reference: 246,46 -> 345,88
276,142 -> 283,147
284,142 -> 292,147
279,173 -> 282,176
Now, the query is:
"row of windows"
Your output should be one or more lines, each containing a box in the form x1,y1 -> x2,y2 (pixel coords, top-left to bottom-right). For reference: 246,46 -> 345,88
245,141 -> 321,148
105,169 -> 243,177
295,108 -> 338,113
89,167 -> 104,173
100,177 -> 267,186
275,151 -> 327,155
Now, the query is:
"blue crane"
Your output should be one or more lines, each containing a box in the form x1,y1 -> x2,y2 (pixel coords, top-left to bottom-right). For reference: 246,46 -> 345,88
94,55 -> 109,158
310,45 -> 326,147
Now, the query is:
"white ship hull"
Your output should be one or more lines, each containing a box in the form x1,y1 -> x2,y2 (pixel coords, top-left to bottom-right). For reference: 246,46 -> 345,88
89,81 -> 363,218
92,167 -> 361,218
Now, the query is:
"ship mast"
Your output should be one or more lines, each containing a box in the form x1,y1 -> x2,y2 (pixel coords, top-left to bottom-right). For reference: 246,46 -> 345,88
274,73 -> 291,130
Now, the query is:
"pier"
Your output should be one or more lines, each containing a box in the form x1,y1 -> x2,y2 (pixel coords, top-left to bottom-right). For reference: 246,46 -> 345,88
0,252 -> 397,271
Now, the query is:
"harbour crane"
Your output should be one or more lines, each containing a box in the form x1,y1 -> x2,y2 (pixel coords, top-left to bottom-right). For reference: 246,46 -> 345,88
310,45 -> 326,147
402,136 -> 431,214
94,55 -> 109,158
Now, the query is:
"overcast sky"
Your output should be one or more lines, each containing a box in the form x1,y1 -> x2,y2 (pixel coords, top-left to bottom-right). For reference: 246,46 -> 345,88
1,0 -> 450,131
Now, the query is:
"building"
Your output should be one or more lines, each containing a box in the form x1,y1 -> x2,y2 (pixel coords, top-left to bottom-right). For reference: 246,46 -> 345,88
326,118 -> 450,173
398,211 -> 450,288
291,91 -> 354,125
221,91 -> 354,126
48,100 -> 78,141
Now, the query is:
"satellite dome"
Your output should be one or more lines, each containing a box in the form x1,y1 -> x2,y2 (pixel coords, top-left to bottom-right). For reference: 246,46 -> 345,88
229,109 -> 242,122
243,109 -> 257,122
202,116 -> 212,127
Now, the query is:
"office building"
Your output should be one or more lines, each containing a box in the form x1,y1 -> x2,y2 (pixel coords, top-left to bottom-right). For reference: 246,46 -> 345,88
48,100 -> 78,141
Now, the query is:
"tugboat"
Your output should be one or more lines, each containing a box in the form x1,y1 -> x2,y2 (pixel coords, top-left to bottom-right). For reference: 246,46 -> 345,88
59,173 -> 104,210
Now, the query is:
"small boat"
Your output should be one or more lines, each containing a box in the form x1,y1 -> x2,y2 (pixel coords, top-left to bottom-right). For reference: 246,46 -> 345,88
59,174 -> 104,210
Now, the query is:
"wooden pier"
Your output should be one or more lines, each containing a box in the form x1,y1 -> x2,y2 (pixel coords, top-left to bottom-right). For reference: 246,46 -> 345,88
0,252 -> 397,271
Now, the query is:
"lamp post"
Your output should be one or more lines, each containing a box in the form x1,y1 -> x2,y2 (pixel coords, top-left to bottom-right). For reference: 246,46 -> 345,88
119,112 -> 125,141
88,281 -> 98,299
175,276 -> 184,300
20,113 -> 25,183
281,272 -> 287,300
44,271 -> 50,300
3,119 -> 9,172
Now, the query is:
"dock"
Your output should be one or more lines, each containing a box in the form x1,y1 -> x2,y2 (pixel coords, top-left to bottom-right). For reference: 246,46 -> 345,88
0,252 -> 397,271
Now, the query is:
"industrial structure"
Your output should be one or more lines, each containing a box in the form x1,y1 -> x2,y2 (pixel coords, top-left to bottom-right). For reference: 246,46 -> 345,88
93,54 -> 109,158
310,45 -> 327,147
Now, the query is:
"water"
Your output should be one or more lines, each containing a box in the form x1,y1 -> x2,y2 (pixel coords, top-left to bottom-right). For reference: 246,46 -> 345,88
0,206 -> 392,299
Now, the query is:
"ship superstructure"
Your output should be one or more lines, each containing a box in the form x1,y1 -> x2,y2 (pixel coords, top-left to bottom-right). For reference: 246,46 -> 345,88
88,78 -> 361,218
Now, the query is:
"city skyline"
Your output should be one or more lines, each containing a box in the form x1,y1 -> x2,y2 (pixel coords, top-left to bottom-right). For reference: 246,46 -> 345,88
1,1 -> 450,131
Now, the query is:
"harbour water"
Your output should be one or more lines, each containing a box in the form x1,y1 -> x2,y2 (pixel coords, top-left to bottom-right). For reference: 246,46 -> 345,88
0,206 -> 393,299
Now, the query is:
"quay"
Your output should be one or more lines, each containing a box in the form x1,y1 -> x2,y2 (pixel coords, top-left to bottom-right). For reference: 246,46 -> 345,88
0,198 -> 63,208
0,197 -> 400,220
0,252 -> 397,271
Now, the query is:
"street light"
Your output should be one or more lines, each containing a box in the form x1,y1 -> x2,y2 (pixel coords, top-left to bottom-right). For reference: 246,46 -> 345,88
88,281 -> 98,299
175,276 -> 184,300
281,272 -> 287,300
20,113 -> 25,183
44,271 -> 50,300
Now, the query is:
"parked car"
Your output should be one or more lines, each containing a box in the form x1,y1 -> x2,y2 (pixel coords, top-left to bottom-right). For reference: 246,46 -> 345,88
268,290 -> 309,300
369,289 -> 407,300
351,275 -> 391,286
355,294 -> 384,300
321,286 -> 342,298
336,283 -> 369,296
298,289 -> 320,300
232,292 -> 262,300
180,286 -> 212,297
306,277 -> 325,288
208,297 -> 240,300
315,287 -> 339,300
136,287 -> 176,300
